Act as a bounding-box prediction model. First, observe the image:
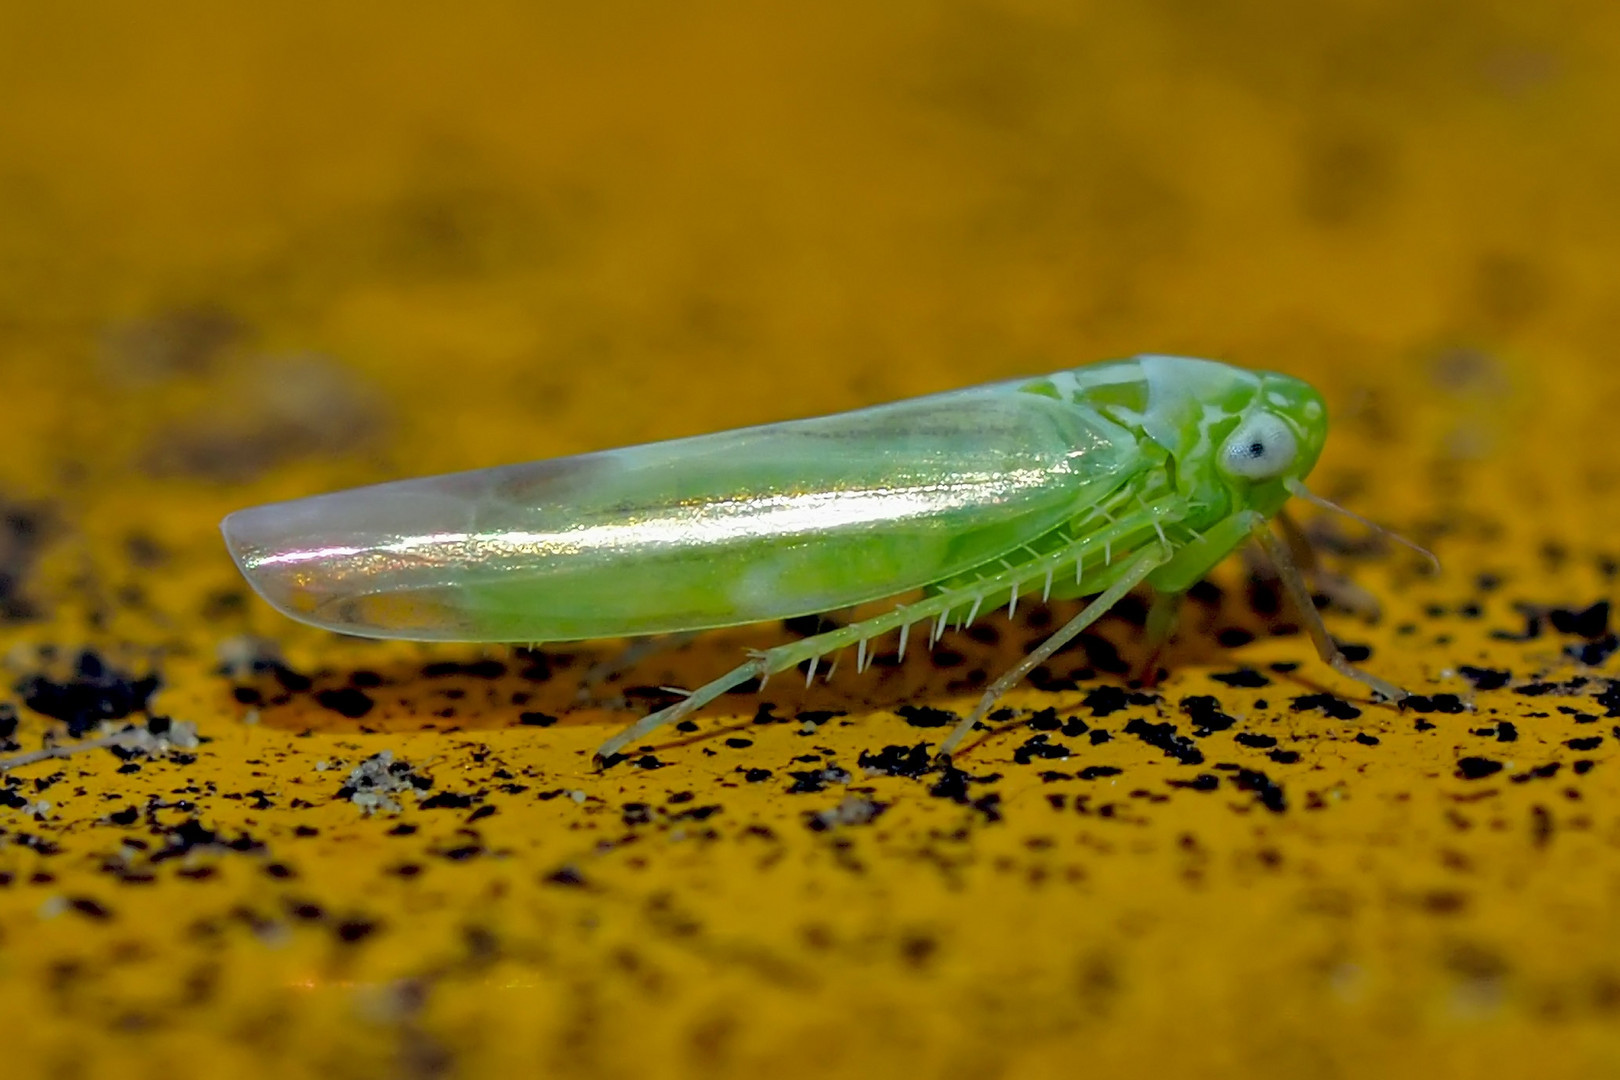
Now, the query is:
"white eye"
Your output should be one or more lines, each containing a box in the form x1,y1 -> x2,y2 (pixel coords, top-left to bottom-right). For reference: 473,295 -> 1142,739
1220,414 -> 1298,480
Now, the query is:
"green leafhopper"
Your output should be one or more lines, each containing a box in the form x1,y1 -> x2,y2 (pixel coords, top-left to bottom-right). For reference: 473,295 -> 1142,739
222,355 -> 1428,763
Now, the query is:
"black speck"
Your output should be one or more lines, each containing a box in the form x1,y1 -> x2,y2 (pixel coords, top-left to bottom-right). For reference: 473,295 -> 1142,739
1596,680 -> 1620,717
1456,756 -> 1503,780
633,755 -> 668,770
1567,736 -> 1604,752
1338,643 -> 1372,662
724,737 -> 754,749
518,711 -> 557,727
271,663 -> 314,693
1081,686 -> 1159,718
1567,635 -> 1620,666
740,767 -> 772,783
1267,749 -> 1300,765
786,767 -> 852,794
1123,717 -> 1203,766
1291,693 -> 1362,720
1406,694 -> 1466,714
544,866 -> 587,887
1211,668 -> 1270,688
1026,707 -> 1062,732
1234,732 -> 1277,749
1354,733 -> 1381,746
68,897 -> 112,920
1217,628 -> 1255,648
1179,695 -> 1237,736
1530,805 -> 1554,847
336,919 -> 379,944
896,704 -> 957,729
1575,759 -> 1596,775
1167,773 -> 1220,791
17,651 -> 161,738
314,687 -> 374,719
857,743 -> 933,779
1013,734 -> 1071,764
1232,768 -> 1286,812
417,791 -> 475,810
1550,600 -> 1610,638
1077,765 -> 1121,780
1088,729 -> 1113,745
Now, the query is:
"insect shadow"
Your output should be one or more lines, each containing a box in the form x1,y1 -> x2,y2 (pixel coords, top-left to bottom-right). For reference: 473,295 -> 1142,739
234,572 -> 1325,741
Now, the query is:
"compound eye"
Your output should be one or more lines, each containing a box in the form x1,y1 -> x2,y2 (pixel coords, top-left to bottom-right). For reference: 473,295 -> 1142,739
1220,414 -> 1298,480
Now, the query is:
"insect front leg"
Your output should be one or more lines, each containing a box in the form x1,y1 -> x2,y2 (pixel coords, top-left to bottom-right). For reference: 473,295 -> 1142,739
1272,508 -> 1382,619
1250,519 -> 1407,703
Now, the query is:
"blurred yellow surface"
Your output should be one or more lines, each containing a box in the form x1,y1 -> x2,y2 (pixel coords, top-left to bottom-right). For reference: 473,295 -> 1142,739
3,2 -> 1620,1077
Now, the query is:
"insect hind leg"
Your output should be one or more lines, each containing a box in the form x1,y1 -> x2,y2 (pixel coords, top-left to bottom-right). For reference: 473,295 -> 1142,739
592,609 -> 924,764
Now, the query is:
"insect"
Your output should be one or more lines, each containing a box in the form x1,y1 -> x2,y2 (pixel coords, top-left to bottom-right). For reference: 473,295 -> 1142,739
222,355 -> 1429,764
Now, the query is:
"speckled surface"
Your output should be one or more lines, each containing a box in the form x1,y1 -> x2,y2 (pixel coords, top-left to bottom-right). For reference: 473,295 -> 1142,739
3,2 -> 1620,1077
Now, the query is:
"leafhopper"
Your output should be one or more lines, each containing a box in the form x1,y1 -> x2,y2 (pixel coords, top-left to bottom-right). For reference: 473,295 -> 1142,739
222,355 -> 1425,762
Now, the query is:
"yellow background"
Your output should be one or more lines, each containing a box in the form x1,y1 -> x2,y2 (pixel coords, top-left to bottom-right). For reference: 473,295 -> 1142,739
2,2 -> 1620,1076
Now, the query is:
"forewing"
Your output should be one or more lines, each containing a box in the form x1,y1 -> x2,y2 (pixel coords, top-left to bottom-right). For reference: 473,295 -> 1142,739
223,382 -> 1142,640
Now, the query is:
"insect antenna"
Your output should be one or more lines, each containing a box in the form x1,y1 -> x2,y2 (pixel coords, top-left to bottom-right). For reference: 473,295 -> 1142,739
1283,479 -> 1440,571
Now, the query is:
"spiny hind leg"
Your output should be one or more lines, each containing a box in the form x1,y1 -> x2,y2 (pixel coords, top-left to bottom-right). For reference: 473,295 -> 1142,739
1250,519 -> 1406,702
592,605 -> 935,765
939,549 -> 1168,758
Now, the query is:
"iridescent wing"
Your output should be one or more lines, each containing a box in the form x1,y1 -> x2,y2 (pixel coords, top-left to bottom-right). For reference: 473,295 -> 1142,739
222,380 -> 1143,641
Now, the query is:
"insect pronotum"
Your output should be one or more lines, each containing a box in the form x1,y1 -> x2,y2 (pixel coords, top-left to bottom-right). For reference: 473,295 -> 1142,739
222,355 -> 1429,764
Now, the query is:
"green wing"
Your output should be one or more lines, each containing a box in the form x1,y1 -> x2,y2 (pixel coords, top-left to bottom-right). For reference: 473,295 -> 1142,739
222,381 -> 1145,641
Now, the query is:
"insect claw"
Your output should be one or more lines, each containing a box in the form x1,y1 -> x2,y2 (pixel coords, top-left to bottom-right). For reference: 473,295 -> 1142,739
1042,567 -> 1054,603
898,620 -> 911,662
804,655 -> 818,688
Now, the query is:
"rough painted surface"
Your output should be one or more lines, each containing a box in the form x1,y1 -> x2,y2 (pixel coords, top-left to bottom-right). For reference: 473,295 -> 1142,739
2,2 -> 1620,1077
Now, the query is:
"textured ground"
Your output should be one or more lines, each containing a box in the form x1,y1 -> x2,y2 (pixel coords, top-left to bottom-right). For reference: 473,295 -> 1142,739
3,2 -> 1620,1077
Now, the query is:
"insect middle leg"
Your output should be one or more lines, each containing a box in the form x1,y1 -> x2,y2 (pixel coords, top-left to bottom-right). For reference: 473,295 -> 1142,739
573,632 -> 700,705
